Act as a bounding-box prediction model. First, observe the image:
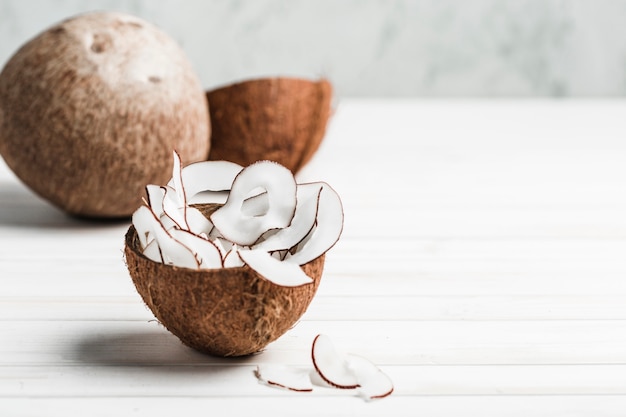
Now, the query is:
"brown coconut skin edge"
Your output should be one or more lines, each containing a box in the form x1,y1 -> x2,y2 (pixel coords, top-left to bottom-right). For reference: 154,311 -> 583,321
206,77 -> 332,174
124,226 -> 325,357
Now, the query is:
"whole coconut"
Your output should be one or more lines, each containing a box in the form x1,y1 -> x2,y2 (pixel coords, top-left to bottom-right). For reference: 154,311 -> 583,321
0,12 -> 210,218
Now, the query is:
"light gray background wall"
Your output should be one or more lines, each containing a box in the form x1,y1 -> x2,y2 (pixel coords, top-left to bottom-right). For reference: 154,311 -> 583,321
1,0 -> 625,97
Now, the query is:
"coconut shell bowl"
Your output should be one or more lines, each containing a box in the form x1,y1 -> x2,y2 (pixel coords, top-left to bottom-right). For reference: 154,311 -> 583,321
124,154 -> 343,357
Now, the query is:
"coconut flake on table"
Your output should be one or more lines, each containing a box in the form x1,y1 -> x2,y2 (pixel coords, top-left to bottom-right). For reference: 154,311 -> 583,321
131,151 -> 343,287
254,334 -> 394,401
255,365 -> 313,392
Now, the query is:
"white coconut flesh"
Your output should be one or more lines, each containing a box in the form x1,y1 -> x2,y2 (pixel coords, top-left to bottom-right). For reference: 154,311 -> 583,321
210,161 -> 297,246
168,228 -> 223,269
184,207 -> 215,236
311,334 -> 360,389
131,151 -> 343,287
171,148 -> 187,212
252,183 -> 322,252
346,354 -> 395,400
285,183 -> 344,265
237,248 -> 313,287
142,239 -> 162,264
161,185 -> 187,229
241,191 -> 270,217
254,334 -> 393,400
223,246 -> 245,268
145,185 -> 165,216
132,205 -> 199,269
255,365 -> 313,392
168,159 -> 243,204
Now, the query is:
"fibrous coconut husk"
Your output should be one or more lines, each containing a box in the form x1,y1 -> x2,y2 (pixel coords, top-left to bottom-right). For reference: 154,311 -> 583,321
0,12 -> 210,218
206,77 -> 332,174
124,225 -> 325,357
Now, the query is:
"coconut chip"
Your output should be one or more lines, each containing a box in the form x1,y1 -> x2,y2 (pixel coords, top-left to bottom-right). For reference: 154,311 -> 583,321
311,333 -> 360,389
255,365 -> 313,392
252,183 -> 322,253
210,160 -> 297,246
254,334 -> 393,401
131,150 -> 343,287
237,248 -> 313,287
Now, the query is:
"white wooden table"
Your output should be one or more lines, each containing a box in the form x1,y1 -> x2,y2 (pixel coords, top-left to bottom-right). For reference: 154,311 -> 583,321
2,99 -> 626,416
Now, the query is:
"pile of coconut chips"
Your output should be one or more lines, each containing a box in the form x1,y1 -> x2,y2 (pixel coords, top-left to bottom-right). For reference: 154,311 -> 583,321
132,151 -> 343,286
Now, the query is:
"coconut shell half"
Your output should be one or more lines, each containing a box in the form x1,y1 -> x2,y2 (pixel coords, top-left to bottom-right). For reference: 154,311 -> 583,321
206,77 -> 333,174
124,225 -> 325,357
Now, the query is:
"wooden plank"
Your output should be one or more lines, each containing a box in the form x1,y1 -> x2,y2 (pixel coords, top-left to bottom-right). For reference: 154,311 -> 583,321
337,207 -> 626,239
2,293 -> 626,321
2,269 -> 626,298
1,364 -> 625,397
327,238 -> 626,274
317,272 -> 626,296
3,395 -> 626,417
2,320 -> 626,366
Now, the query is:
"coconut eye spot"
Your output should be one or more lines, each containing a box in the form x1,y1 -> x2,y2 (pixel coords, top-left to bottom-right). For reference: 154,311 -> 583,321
90,32 -> 112,53
50,26 -> 66,35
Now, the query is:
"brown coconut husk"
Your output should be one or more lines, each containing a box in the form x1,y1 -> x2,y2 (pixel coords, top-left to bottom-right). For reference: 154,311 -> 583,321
0,12 -> 210,218
206,77 -> 333,174
124,225 -> 325,357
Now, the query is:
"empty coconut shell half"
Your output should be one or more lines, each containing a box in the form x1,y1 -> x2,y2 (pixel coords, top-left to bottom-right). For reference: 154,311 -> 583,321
124,225 -> 325,357
206,77 -> 333,173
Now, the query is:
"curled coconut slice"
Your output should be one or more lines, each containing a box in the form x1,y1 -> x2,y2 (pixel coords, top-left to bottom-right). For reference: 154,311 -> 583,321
255,365 -> 313,392
132,205 -> 199,269
171,148 -> 187,214
285,183 -> 344,265
145,184 -> 165,217
311,333 -> 360,389
237,248 -> 312,287
169,228 -> 223,269
167,158 -> 243,203
210,161 -> 297,246
253,183 -> 322,252
346,354 -> 394,401
312,334 -> 394,400
161,185 -> 187,229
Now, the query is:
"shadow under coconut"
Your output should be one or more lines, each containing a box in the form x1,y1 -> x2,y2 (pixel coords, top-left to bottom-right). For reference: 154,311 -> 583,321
0,183 -> 129,230
74,328 -> 258,367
